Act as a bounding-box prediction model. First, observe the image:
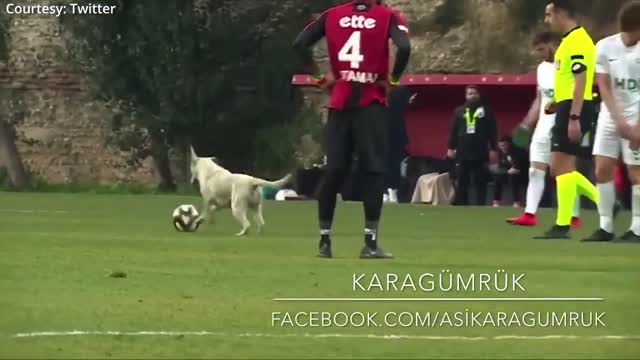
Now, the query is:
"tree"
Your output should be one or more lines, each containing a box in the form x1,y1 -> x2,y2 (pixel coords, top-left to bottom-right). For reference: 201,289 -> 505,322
62,0 -> 200,191
61,0 -> 333,186
0,10 -> 30,189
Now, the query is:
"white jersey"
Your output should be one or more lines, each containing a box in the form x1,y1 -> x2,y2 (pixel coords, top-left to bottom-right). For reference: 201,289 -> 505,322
529,61 -> 555,164
593,33 -> 640,165
596,33 -> 640,124
532,61 -> 556,142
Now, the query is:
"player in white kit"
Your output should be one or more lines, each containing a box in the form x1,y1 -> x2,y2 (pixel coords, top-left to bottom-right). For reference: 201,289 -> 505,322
507,32 -> 581,227
583,1 -> 640,243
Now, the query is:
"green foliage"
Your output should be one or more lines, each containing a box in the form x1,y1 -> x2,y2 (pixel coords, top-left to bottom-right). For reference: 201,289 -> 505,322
432,0 -> 466,34
0,10 -> 8,61
61,0 -> 334,178
0,167 -> 10,189
252,105 -> 323,177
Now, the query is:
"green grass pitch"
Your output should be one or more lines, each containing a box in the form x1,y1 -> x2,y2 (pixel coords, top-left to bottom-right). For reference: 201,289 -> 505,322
1,192 -> 639,359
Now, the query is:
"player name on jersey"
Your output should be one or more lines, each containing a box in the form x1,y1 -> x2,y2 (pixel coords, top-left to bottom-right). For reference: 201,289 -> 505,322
339,70 -> 379,83
339,15 -> 377,29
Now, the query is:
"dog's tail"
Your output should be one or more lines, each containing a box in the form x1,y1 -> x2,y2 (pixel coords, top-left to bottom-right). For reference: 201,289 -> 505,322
190,146 -> 198,162
253,174 -> 293,189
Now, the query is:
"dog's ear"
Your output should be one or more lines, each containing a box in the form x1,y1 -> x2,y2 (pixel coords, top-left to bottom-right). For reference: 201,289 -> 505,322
190,146 -> 198,163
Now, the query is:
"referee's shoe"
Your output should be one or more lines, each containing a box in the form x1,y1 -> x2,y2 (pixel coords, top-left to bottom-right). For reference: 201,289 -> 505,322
534,225 -> 571,239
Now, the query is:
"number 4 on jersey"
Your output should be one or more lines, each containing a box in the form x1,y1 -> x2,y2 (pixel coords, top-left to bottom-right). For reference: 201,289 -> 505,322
338,31 -> 364,69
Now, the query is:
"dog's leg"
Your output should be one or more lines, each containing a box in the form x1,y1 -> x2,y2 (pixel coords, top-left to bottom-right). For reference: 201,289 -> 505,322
253,204 -> 265,235
232,204 -> 251,236
196,198 -> 210,225
207,204 -> 218,224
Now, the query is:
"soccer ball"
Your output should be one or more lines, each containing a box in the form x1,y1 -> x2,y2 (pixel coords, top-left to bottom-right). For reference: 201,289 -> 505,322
172,204 -> 201,232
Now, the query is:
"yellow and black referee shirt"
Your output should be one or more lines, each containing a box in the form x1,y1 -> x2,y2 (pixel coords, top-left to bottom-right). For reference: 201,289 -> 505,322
553,26 -> 596,102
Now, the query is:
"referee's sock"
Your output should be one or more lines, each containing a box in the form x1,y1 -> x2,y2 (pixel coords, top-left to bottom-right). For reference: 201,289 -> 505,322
556,173 -> 577,227
574,171 -> 599,204
573,196 -> 581,219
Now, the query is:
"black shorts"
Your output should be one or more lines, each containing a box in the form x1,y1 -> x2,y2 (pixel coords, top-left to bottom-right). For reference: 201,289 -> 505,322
551,100 -> 596,156
324,103 -> 388,173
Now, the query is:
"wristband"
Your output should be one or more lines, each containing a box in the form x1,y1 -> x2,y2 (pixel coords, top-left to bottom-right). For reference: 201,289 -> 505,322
313,73 -> 327,87
569,114 -> 580,121
389,77 -> 400,86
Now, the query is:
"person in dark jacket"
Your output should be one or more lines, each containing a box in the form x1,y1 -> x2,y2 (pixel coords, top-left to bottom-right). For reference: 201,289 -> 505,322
447,85 -> 498,206
492,136 -> 529,207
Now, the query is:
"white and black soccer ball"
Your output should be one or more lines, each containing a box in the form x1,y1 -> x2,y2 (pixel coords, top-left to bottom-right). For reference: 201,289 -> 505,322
172,204 -> 201,232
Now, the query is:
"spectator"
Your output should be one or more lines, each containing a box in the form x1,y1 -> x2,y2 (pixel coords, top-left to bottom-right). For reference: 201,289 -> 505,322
447,85 -> 498,206
492,136 -> 529,207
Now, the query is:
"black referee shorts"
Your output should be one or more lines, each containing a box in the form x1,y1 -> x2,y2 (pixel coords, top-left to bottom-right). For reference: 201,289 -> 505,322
324,103 -> 388,173
551,100 -> 596,157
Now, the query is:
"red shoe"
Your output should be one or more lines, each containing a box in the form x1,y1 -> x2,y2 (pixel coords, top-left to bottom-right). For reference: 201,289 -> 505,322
571,217 -> 582,229
507,213 -> 538,226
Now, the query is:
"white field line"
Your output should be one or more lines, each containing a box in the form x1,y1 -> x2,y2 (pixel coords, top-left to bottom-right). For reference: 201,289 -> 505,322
0,209 -> 69,214
10,330 -> 640,341
272,298 -> 605,302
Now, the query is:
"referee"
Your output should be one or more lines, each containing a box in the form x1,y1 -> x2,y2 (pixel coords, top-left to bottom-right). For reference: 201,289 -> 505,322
536,0 -> 600,239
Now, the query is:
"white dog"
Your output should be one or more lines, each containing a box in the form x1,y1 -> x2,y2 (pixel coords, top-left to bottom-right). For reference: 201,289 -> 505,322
190,147 -> 291,236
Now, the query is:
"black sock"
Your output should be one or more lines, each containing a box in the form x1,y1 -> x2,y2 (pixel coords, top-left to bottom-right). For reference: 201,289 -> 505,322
318,196 -> 337,231
317,170 -> 344,241
363,172 -> 384,249
362,173 -> 384,224
319,228 -> 331,247
364,227 -> 378,250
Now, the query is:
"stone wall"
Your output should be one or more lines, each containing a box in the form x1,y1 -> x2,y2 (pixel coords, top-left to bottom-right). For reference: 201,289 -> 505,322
0,1 -> 156,185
